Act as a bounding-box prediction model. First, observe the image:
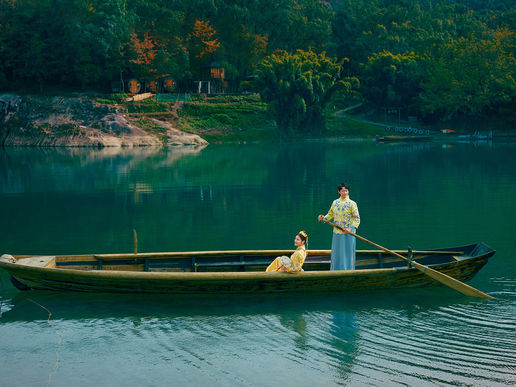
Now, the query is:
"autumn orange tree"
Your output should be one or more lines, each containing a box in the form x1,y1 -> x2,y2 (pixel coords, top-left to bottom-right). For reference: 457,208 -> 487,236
187,19 -> 220,78
130,32 -> 157,79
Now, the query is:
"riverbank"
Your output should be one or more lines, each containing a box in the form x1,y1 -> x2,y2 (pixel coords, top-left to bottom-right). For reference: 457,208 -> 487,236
0,93 -> 207,147
6,92 -> 510,147
0,93 -> 384,147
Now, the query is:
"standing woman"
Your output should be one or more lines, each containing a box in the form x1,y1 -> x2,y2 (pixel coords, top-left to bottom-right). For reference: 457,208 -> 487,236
318,183 -> 360,270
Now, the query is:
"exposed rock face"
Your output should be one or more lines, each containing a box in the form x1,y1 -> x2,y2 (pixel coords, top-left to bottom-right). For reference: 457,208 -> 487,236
0,94 -> 207,147
148,119 -> 209,146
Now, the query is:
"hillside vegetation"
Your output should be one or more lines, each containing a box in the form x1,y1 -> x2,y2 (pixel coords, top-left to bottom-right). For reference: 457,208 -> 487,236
1,0 -> 514,134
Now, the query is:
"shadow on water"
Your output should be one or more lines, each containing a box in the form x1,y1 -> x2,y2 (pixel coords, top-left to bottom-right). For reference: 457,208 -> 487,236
0,284 -> 492,323
1,274 -> 514,385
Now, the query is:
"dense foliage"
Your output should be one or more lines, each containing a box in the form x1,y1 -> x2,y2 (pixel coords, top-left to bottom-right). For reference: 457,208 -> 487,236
332,0 -> 516,125
255,50 -> 358,133
0,0 -> 514,129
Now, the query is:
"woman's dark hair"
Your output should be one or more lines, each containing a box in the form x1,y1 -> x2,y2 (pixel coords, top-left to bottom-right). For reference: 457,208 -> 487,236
337,183 -> 349,191
297,230 -> 308,244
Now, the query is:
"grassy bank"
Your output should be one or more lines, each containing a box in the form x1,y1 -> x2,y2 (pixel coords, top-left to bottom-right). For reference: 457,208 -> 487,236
176,94 -> 382,141
95,93 -> 383,142
176,95 -> 277,142
325,113 -> 383,138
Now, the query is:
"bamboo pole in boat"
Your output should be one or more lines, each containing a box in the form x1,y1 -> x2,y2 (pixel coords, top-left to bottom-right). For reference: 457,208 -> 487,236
133,229 -> 138,255
321,219 -> 494,299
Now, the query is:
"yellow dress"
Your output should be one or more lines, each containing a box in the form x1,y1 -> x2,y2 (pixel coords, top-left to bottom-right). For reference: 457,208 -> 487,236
266,245 -> 306,273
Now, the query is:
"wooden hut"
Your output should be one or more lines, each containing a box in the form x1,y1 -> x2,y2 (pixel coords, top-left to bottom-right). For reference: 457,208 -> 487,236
200,60 -> 227,94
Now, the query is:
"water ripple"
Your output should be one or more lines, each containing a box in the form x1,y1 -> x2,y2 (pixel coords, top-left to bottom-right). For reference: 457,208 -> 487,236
1,288 -> 515,386
342,302 -> 516,386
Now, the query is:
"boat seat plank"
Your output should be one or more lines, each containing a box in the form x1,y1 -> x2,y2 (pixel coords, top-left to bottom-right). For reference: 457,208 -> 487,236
93,250 -> 299,261
91,250 -> 463,261
194,259 -> 335,272
18,256 -> 56,268
147,261 -> 185,269
194,260 -> 272,271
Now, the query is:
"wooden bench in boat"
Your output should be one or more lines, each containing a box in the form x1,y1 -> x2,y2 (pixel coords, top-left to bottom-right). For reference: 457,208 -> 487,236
150,257 -> 331,272
192,250 -> 465,272
55,250 -> 464,272
194,259 -> 273,271
18,256 -> 56,268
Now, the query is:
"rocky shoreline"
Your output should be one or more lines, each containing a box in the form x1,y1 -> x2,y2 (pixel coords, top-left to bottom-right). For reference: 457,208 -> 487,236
0,94 -> 208,147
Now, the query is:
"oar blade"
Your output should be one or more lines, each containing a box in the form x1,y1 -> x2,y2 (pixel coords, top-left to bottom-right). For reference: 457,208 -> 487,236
321,219 -> 495,299
412,262 -> 495,299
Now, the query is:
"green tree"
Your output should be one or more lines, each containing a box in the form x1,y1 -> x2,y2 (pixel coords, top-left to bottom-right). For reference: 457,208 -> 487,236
247,0 -> 332,53
0,0 -> 55,90
329,0 -> 484,72
361,51 -> 427,113
418,27 -> 516,121
0,0 -> 132,90
254,49 -> 358,134
62,0 -> 133,87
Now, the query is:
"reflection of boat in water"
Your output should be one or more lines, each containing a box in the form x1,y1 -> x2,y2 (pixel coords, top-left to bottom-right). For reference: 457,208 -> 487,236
0,282 -> 465,322
434,130 -> 495,144
457,130 -> 493,140
0,243 -> 494,294
377,130 -> 497,144
376,135 -> 433,142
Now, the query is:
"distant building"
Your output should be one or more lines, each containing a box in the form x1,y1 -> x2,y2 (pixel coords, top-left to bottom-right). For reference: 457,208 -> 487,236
196,60 -> 227,94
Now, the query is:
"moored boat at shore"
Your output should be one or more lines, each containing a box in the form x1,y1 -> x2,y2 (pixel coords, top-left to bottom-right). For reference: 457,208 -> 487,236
0,243 -> 495,294
376,135 -> 434,142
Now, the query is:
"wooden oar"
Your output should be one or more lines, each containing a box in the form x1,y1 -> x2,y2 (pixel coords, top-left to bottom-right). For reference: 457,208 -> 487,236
321,219 -> 494,299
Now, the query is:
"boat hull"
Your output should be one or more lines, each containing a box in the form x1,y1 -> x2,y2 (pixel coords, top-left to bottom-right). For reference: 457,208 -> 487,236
0,244 -> 495,294
3,259 -> 489,294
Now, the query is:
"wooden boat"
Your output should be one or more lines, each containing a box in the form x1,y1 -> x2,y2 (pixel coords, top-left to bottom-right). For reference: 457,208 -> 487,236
0,243 -> 495,294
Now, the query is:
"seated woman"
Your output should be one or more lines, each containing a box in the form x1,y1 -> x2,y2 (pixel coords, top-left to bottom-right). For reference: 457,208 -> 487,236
266,231 -> 308,273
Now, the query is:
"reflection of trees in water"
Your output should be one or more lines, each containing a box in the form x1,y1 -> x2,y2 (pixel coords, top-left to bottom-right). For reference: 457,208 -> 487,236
355,142 -> 511,204
0,146 -> 209,194
264,142 -> 329,208
2,142 -> 515,253
350,141 -> 516,248
0,147 -> 159,193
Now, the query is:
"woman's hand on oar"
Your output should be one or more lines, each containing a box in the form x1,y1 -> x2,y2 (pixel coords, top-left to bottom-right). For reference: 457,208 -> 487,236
320,219 -> 495,300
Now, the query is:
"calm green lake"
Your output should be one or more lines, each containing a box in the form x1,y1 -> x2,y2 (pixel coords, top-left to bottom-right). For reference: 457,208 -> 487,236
1,140 -> 515,386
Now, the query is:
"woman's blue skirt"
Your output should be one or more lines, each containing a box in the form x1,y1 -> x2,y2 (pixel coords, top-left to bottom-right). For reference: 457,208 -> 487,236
330,232 -> 356,270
